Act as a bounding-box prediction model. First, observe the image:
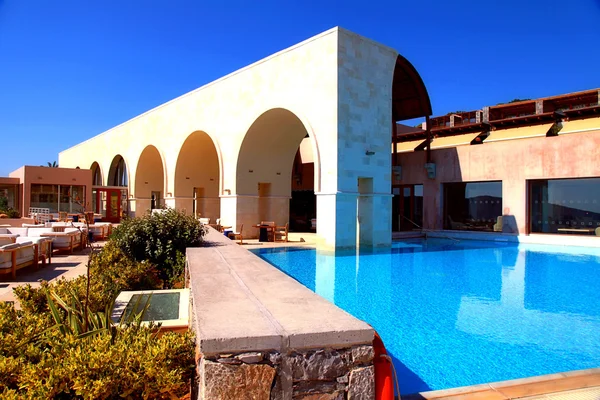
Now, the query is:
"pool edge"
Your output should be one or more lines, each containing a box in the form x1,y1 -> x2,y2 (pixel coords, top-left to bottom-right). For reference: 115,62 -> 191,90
402,367 -> 600,399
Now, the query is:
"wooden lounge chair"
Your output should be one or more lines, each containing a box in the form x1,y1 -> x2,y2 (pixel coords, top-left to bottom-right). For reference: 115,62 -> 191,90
0,241 -> 38,279
230,224 -> 244,245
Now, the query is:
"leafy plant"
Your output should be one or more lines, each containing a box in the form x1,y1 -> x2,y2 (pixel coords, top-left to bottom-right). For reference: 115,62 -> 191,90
111,208 -> 206,286
14,243 -> 161,315
0,300 -> 194,398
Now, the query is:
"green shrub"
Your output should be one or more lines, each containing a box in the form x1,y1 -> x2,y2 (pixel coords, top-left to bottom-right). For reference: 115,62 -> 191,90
15,242 -> 162,314
111,208 -> 206,286
0,301 -> 194,398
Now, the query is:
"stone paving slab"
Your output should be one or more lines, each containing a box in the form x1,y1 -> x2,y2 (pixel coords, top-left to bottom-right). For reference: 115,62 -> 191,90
0,243 -> 104,307
187,229 -> 373,356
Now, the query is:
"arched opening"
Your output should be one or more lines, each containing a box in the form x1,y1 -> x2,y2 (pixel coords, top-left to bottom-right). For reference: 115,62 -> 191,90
391,54 -> 433,233
174,131 -> 220,219
108,155 -> 128,187
92,155 -> 129,222
134,145 -> 165,216
236,108 -> 318,237
90,162 -> 102,186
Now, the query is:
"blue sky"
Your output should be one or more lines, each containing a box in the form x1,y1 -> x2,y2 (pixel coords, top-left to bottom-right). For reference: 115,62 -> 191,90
1,0 -> 599,176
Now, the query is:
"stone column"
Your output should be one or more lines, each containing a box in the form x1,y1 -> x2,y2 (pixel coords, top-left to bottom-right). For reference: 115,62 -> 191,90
317,192 -> 359,249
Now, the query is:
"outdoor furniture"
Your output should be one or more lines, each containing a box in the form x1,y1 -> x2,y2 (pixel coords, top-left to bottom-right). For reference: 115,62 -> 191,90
199,218 -> 211,225
16,236 -> 52,266
274,223 -> 289,242
229,224 -> 244,245
257,221 -> 275,242
40,228 -> 83,254
207,218 -> 223,232
0,241 -> 38,279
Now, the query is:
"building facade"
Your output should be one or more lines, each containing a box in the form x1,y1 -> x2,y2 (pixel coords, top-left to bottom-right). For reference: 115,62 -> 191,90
0,166 -> 92,219
393,89 -> 600,238
58,27 -> 432,249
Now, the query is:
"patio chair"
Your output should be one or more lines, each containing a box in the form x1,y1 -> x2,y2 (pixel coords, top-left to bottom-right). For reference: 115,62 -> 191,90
274,223 -> 289,242
0,241 -> 38,279
230,224 -> 244,245
207,218 -> 222,232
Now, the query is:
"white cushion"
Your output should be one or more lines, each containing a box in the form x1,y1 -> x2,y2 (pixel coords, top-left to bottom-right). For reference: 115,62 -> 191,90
7,228 -> 28,236
0,243 -> 20,250
27,228 -> 54,237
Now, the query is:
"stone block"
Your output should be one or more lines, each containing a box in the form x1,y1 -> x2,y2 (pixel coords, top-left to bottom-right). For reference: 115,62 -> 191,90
351,345 -> 374,365
204,360 -> 276,400
290,349 -> 351,382
236,352 -> 264,364
294,392 -> 345,400
348,366 -> 374,400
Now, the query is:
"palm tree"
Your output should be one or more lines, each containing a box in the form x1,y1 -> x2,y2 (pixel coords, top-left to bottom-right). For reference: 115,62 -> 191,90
46,161 -> 58,168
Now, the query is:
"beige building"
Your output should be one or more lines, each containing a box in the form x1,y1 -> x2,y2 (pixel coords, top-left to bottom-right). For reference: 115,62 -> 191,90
0,166 -> 92,219
58,27 -> 432,248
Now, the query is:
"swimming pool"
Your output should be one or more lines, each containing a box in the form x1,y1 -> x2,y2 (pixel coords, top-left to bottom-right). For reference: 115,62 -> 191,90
251,238 -> 600,395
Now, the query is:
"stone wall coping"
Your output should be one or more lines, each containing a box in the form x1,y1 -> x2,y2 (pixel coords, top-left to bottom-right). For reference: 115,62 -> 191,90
187,229 -> 374,356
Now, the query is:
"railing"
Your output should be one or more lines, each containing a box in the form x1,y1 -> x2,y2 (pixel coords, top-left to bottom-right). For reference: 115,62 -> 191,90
400,215 -> 460,243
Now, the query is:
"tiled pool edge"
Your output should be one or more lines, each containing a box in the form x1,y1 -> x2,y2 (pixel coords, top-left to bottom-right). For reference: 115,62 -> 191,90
425,230 -> 600,247
186,229 -> 376,399
403,368 -> 600,400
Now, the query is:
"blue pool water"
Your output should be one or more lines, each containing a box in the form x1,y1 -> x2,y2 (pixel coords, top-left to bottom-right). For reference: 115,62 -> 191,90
251,238 -> 600,395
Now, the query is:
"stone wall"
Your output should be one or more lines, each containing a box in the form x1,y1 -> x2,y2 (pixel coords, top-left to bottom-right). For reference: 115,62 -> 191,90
196,345 -> 374,400
187,231 -> 377,400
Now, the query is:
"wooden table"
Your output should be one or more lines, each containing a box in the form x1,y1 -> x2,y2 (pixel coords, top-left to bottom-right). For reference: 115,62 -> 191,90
253,224 -> 275,242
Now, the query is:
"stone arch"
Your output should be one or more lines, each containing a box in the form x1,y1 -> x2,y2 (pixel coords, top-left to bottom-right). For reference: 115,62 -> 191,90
107,155 -> 129,187
90,161 -> 103,186
174,131 -> 222,218
134,145 -> 166,214
236,107 -> 321,231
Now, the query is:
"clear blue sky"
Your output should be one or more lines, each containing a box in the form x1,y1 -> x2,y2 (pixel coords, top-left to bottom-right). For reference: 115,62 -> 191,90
1,0 -> 599,176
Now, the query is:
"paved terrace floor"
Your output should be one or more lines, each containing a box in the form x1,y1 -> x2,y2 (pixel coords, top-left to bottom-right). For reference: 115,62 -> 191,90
0,241 -> 105,307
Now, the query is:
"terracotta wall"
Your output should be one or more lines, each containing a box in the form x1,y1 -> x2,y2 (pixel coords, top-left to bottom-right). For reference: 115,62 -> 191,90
394,129 -> 600,234
9,166 -> 92,217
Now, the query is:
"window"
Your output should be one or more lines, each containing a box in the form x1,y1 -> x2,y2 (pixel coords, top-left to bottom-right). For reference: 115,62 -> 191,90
529,178 -> 600,235
30,184 -> 85,214
444,181 -> 502,231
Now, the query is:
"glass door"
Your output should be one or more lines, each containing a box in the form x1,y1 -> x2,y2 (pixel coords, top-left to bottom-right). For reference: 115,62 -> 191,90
95,189 -> 122,223
395,184 -> 424,231
106,190 -> 121,222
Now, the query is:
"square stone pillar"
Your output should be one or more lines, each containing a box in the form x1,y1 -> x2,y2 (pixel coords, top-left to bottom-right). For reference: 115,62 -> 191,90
316,192 -> 358,249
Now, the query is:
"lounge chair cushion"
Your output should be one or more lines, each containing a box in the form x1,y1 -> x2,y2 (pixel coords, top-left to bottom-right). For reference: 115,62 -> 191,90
0,243 -> 20,250
26,228 -> 54,237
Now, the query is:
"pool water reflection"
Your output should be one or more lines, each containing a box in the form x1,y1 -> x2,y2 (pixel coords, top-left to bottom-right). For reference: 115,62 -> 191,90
251,239 -> 600,395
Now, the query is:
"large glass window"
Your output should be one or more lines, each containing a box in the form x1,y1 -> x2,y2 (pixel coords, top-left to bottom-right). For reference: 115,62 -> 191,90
0,184 -> 19,213
30,184 -> 85,214
444,181 -> 502,231
529,178 -> 600,235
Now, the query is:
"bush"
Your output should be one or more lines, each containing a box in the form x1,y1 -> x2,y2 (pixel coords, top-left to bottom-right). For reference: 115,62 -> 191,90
111,208 -> 206,286
14,242 -> 162,314
0,303 -> 195,399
